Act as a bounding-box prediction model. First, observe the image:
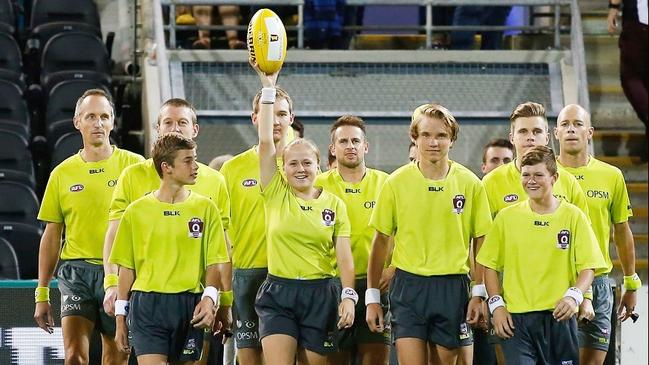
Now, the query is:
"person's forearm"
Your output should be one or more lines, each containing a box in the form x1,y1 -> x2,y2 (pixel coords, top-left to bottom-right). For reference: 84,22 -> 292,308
614,222 -> 636,276
206,264 -> 222,290
367,232 -> 389,289
37,224 -> 64,287
484,268 -> 502,297
103,220 -> 120,276
575,269 -> 595,293
216,262 -> 231,291
116,267 -> 135,300
335,237 -> 355,289
472,236 -> 486,285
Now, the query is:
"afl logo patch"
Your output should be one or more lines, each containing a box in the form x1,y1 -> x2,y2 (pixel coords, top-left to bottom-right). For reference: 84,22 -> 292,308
322,209 -> 335,227
188,218 -> 204,238
452,195 -> 465,214
69,184 -> 84,192
504,194 -> 518,203
242,179 -> 258,187
557,229 -> 570,249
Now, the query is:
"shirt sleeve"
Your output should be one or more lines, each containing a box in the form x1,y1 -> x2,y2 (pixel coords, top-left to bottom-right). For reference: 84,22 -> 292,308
573,210 -> 607,275
471,180 -> 493,238
611,169 -> 633,223
476,214 -> 505,272
109,209 -> 135,269
38,171 -> 63,223
333,198 -> 351,238
568,175 -> 590,217
370,181 -> 397,236
205,201 -> 230,266
108,167 -> 132,221
212,172 -> 231,230
260,168 -> 285,201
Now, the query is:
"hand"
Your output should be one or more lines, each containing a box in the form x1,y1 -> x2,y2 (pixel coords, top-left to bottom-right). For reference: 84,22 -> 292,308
213,305 -> 233,335
492,307 -> 515,339
366,303 -> 385,333
379,267 -> 396,293
337,298 -> 355,329
115,317 -> 131,353
466,297 -> 484,326
191,297 -> 216,329
476,300 -> 489,331
103,286 -> 117,317
617,290 -> 637,322
578,299 -> 595,322
248,58 -> 280,88
553,296 -> 578,322
34,302 -> 54,334
607,9 -> 619,34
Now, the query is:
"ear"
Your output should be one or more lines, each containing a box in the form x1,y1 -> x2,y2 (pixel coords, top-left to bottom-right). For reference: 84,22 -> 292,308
251,112 -> 258,127
508,131 -> 514,144
192,123 -> 200,138
363,140 -> 369,154
73,116 -> 81,131
553,126 -> 559,140
329,143 -> 335,156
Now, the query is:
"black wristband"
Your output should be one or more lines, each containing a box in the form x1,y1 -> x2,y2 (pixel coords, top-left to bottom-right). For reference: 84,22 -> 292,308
608,2 -> 621,9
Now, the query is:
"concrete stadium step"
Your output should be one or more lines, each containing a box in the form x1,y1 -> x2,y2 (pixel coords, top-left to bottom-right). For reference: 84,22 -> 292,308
613,259 -> 648,270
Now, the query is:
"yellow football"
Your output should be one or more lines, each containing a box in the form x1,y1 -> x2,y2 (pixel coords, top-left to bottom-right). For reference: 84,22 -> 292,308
247,8 -> 287,74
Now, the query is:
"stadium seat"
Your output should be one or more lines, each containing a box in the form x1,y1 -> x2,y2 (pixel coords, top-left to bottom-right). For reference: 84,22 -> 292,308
0,181 -> 40,225
46,118 -> 75,147
46,79 -> 110,124
0,119 -> 29,139
30,0 -> 100,29
0,0 -> 15,35
0,32 -> 25,90
40,32 -> 111,96
0,222 -> 43,279
0,130 -> 34,177
0,169 -> 36,189
51,131 -> 82,168
0,79 -> 30,131
0,237 -> 20,279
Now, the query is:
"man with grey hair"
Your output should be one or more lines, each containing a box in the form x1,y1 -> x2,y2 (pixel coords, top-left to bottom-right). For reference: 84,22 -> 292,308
34,89 -> 144,364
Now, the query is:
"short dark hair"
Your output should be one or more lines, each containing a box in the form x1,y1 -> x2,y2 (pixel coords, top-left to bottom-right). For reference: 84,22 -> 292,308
74,88 -> 114,118
330,115 -> 366,143
291,117 -> 304,137
520,145 -> 557,175
482,138 -> 514,163
157,98 -> 198,126
152,133 -> 197,178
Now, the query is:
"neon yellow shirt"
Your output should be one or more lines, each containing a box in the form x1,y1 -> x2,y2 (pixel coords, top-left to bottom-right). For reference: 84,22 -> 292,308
108,159 -> 230,229
38,147 -> 144,264
370,161 -> 492,276
109,192 -> 229,293
220,147 -> 268,269
477,200 -> 607,313
315,168 -> 388,277
483,160 -> 589,217
558,157 -> 633,273
262,171 -> 351,279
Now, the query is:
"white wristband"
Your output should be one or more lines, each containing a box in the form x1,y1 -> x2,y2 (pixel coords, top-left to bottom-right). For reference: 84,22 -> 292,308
487,295 -> 506,314
341,287 -> 359,305
471,284 -> 488,299
365,288 -> 381,305
115,300 -> 129,316
260,87 -> 276,104
564,287 -> 583,306
202,286 -> 218,306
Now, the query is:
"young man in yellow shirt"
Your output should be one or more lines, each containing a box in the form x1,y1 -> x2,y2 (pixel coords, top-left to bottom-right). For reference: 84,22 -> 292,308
554,104 -> 641,365
219,87 -> 294,365
103,99 -> 233,331
366,104 -> 492,365
483,102 -> 588,217
315,115 -> 390,365
110,133 -> 231,364
34,89 -> 144,365
478,146 -> 607,365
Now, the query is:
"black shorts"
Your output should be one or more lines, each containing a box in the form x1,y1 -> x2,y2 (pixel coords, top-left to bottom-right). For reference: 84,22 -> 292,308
338,277 -> 391,351
501,311 -> 578,365
389,269 -> 472,349
255,275 -> 340,355
128,291 -> 204,362
233,267 -> 268,349
57,260 -> 116,336
578,275 -> 613,351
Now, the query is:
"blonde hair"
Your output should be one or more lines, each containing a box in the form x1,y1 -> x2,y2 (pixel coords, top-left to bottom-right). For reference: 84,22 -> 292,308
410,103 -> 459,142
157,98 -> 198,126
509,102 -> 547,132
282,138 -> 320,165
252,86 -> 293,114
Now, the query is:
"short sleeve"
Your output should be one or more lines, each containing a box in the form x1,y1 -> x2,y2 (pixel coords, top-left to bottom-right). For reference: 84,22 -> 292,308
108,168 -> 132,221
205,201 -> 230,265
38,171 -> 63,223
611,170 -> 633,224
333,198 -> 351,238
109,210 -> 135,269
370,181 -> 397,236
471,180 -> 493,238
213,172 -> 231,230
573,210 -> 607,274
477,215 -> 505,272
